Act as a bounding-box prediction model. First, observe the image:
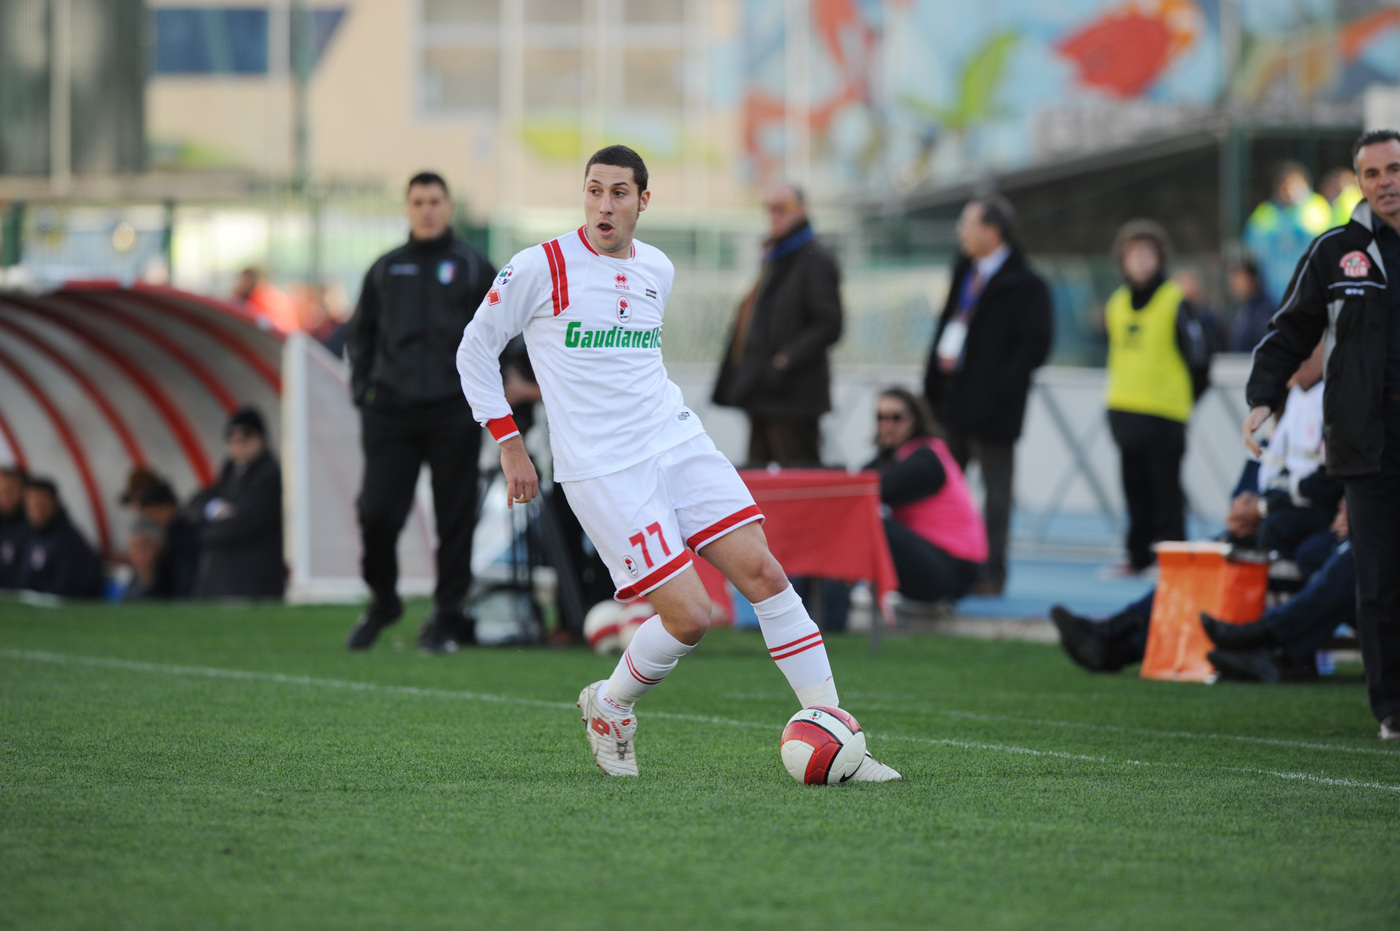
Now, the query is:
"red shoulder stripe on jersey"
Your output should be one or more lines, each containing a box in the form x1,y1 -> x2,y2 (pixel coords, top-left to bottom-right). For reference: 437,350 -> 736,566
543,241 -> 562,315
487,416 -> 520,443
577,226 -> 599,255
543,239 -> 569,315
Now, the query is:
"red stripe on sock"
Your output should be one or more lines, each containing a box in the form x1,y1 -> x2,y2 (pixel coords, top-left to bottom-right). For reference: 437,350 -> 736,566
625,651 -> 663,685
769,631 -> 822,654
771,639 -> 824,661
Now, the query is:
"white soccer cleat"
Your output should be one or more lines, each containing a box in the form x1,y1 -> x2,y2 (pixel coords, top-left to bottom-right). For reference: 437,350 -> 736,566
577,681 -> 639,776
847,753 -> 902,783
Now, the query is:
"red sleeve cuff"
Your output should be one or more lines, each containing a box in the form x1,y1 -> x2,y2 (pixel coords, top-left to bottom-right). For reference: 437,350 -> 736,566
487,416 -> 521,442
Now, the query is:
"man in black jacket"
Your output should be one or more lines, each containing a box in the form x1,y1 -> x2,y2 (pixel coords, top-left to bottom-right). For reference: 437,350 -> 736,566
924,197 -> 1053,595
713,184 -> 843,465
192,407 -> 285,600
14,477 -> 103,599
1244,129 -> 1400,739
345,172 -> 494,653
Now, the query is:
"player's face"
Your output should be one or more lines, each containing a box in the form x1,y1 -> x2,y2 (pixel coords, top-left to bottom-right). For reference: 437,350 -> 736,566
1357,140 -> 1400,224
406,183 -> 453,241
23,487 -> 56,530
583,165 -> 649,257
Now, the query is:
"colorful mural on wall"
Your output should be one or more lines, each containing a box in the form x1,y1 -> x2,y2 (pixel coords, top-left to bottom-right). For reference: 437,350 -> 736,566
741,0 -> 1400,191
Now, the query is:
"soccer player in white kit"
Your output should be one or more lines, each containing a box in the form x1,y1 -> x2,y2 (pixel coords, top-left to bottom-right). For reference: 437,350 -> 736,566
456,146 -> 900,781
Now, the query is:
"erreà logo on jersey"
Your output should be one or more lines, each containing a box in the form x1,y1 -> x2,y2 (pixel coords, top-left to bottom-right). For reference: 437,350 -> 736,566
564,322 -> 662,350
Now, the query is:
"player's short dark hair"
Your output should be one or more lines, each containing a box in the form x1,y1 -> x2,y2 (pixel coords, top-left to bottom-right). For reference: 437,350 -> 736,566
1353,129 -> 1400,171
0,464 -> 25,481
24,476 -> 58,498
407,171 -> 449,197
585,145 -> 648,193
970,196 -> 1017,247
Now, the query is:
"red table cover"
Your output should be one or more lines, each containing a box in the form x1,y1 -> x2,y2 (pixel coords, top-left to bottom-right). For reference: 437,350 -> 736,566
692,468 -> 899,623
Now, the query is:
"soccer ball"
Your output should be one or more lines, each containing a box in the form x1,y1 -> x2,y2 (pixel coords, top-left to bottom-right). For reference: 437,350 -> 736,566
583,599 -> 653,655
780,706 -> 867,785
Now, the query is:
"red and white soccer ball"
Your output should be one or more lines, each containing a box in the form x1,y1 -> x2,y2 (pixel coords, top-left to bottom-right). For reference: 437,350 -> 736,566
583,599 -> 653,655
780,706 -> 867,785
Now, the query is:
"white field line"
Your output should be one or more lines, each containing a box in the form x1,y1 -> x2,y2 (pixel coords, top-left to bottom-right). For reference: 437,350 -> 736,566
4,649 -> 1397,795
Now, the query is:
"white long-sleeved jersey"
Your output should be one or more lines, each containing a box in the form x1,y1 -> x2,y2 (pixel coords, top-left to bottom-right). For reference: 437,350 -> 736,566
456,226 -> 704,482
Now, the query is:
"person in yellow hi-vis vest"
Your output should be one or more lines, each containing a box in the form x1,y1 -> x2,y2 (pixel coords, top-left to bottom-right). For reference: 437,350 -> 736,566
1105,220 -> 1212,574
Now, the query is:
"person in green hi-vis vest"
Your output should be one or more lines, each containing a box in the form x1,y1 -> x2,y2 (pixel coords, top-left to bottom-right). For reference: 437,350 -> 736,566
1104,220 -> 1213,574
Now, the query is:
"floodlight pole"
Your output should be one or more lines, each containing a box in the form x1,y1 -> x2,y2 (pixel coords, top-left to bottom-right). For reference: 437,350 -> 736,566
49,0 -> 72,194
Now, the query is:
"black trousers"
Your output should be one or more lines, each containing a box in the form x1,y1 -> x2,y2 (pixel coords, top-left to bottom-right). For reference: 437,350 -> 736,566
746,415 -> 821,466
884,518 -> 980,602
1342,397 -> 1400,723
946,431 -> 1014,584
1108,410 -> 1186,570
357,395 -> 481,613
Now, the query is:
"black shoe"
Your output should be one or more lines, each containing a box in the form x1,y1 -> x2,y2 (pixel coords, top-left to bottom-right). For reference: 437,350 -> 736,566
1050,605 -> 1110,672
417,610 -> 476,655
345,596 -> 403,651
1208,648 -> 1282,683
1200,612 -> 1272,650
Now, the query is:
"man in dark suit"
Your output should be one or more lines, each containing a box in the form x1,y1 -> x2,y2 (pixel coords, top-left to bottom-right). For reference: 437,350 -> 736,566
191,407 -> 285,600
924,196 -> 1054,595
712,183 -> 843,466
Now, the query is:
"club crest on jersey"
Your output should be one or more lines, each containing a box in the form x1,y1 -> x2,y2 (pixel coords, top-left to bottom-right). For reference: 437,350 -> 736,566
614,273 -> 630,290
623,556 -> 639,577
496,264 -> 514,286
616,296 -> 632,324
437,260 -> 456,284
1340,251 -> 1372,278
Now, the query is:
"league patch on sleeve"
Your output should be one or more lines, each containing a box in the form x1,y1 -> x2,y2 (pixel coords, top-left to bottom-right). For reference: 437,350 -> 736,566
496,264 -> 514,287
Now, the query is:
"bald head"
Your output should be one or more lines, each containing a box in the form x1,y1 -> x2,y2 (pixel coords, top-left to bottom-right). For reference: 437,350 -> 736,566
763,183 -> 807,239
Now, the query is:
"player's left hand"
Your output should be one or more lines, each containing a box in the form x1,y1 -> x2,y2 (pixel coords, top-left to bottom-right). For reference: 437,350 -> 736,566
499,436 -> 539,509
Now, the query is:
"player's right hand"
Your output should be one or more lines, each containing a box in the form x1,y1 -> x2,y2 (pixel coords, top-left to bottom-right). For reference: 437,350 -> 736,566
1241,405 -> 1272,457
499,437 -> 539,509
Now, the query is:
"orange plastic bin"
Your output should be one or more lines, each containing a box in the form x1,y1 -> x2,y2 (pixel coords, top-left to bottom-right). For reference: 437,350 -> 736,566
1140,542 -> 1269,682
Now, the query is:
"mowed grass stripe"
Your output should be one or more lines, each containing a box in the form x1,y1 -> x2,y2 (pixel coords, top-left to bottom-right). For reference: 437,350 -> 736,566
7,648 -> 1399,797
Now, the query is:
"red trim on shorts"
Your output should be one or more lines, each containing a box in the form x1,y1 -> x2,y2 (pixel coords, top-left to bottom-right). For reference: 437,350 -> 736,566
624,652 -> 663,686
487,416 -> 520,442
616,550 -> 692,601
686,504 -> 765,552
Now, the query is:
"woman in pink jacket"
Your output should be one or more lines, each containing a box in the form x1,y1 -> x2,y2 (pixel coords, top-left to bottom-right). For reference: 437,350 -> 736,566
864,388 -> 989,602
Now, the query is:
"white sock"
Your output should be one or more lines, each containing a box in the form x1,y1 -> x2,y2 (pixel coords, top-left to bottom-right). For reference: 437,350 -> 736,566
755,585 -> 839,708
596,615 -> 694,716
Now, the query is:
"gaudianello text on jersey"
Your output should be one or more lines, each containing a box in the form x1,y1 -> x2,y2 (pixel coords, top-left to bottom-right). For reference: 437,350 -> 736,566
564,322 -> 663,349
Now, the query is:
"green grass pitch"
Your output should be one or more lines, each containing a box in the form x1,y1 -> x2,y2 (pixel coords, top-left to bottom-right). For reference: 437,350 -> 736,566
2,598 -> 1398,930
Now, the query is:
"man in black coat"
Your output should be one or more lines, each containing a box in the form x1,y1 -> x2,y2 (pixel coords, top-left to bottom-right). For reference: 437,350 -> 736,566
1243,129 -> 1400,739
713,184 -> 843,465
136,480 -> 201,599
14,477 -> 103,599
0,465 -> 28,589
191,407 -> 285,600
924,196 -> 1054,595
345,171 -> 494,653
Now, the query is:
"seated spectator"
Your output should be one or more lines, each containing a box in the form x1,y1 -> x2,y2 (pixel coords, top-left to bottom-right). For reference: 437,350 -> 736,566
1,464 -> 27,588
1226,257 -> 1275,353
14,477 -> 103,599
865,388 -> 987,603
190,407 -> 285,600
117,465 -> 164,512
1202,504 -> 1353,683
123,516 -> 167,600
135,480 -> 200,598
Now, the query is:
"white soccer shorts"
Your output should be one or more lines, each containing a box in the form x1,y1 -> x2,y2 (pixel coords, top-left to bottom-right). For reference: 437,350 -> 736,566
561,433 -> 764,601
